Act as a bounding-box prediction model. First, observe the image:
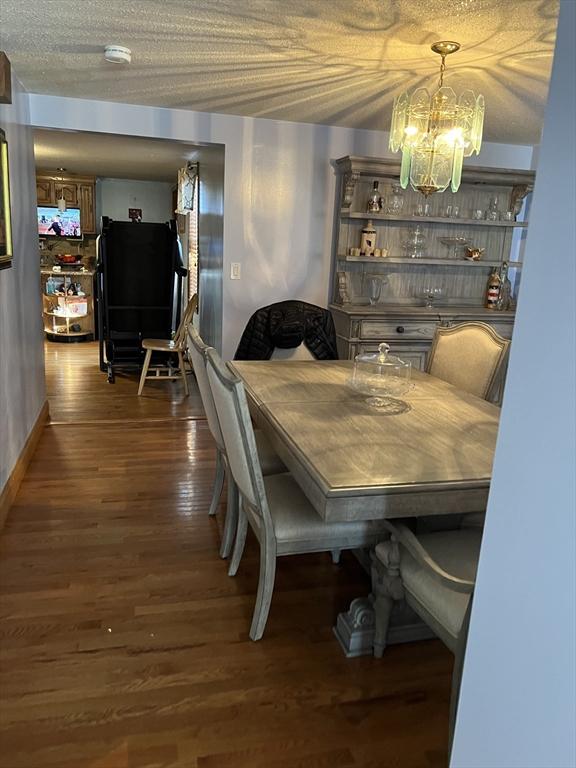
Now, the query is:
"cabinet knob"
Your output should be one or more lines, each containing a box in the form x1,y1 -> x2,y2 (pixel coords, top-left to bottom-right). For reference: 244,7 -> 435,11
396,325 -> 405,334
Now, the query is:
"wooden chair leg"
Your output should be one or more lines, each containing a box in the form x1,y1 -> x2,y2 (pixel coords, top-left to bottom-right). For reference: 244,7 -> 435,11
137,349 -> 152,395
208,450 -> 225,517
228,504 -> 248,577
249,543 -> 277,641
220,478 -> 238,559
178,352 -> 189,396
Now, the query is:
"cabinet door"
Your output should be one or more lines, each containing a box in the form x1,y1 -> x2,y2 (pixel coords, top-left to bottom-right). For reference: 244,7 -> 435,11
79,183 -> 95,234
36,178 -> 54,205
54,182 -> 79,207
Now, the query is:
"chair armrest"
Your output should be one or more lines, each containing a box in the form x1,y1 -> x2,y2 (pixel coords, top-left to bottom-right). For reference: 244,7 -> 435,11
382,521 -> 476,594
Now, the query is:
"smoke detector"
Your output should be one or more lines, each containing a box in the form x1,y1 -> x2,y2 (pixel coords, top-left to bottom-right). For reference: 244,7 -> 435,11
104,45 -> 132,64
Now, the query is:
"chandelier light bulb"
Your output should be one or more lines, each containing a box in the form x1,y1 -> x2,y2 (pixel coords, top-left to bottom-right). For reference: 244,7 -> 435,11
389,41 -> 485,196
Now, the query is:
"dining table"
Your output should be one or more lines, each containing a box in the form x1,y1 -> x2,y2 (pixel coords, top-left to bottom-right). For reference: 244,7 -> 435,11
228,358 -> 500,655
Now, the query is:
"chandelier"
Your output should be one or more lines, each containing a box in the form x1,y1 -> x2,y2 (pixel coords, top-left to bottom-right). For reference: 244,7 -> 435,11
389,41 -> 484,196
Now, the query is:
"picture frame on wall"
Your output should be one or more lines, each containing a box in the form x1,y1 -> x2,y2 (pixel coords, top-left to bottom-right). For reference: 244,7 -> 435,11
0,127 -> 13,270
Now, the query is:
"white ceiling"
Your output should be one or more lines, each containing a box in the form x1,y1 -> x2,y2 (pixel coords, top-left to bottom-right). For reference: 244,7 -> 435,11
2,0 -> 559,144
33,129 -> 215,181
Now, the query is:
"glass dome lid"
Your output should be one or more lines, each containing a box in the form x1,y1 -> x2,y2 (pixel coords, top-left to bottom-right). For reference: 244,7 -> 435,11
350,343 -> 412,409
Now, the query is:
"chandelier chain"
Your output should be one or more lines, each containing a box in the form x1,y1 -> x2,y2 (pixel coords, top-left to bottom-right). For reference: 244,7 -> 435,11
438,55 -> 447,88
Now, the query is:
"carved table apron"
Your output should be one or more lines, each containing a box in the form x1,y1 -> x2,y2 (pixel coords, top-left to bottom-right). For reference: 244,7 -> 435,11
229,360 -> 499,656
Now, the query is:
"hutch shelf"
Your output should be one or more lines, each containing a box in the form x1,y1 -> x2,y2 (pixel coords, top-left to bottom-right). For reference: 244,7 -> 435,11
330,156 -> 535,396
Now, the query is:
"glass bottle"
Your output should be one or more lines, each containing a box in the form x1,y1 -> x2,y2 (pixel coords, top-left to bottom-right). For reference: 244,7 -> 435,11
402,225 -> 426,259
486,195 -> 499,221
366,181 -> 382,213
386,184 -> 405,215
496,261 -> 511,310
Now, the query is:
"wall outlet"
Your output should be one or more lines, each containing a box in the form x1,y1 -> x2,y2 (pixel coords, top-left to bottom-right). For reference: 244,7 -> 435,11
230,262 -> 241,280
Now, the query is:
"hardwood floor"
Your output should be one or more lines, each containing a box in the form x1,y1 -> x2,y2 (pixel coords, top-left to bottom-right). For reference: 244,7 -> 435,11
0,342 -> 452,767
45,341 -> 205,424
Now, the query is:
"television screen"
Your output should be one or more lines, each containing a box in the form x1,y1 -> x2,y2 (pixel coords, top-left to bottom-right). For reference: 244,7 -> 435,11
38,207 -> 82,238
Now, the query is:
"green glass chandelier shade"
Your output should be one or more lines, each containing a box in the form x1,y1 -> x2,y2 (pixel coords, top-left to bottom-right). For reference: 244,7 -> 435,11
389,44 -> 485,196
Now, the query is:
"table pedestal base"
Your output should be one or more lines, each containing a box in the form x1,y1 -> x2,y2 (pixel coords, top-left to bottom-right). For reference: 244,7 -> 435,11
334,595 -> 435,658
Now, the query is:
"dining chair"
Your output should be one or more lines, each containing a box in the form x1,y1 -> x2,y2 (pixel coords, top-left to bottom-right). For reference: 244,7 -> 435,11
371,521 -> 481,749
137,293 -> 198,396
205,347 -> 392,641
426,321 -> 510,401
187,327 -> 285,559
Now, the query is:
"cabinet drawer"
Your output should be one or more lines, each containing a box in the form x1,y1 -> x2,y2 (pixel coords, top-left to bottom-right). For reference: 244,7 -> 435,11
356,342 -> 429,371
360,319 -> 438,340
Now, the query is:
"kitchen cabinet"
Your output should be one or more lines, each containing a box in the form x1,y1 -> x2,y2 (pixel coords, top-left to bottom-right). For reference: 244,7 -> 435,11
36,172 -> 96,234
36,178 -> 53,205
54,182 -> 78,207
79,183 -> 95,235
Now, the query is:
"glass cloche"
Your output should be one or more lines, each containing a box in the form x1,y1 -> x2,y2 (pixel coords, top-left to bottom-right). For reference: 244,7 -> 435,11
350,343 -> 412,409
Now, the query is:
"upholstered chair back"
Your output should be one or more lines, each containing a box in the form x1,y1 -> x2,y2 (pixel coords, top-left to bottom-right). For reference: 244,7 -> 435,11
174,293 -> 198,346
187,327 -> 225,453
206,349 -> 269,524
427,321 -> 510,400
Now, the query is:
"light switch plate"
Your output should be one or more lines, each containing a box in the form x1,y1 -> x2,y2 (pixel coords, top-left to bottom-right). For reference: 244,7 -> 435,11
230,262 -> 241,280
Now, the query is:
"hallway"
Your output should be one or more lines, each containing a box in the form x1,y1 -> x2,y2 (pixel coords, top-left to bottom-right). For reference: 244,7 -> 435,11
0,344 -> 451,768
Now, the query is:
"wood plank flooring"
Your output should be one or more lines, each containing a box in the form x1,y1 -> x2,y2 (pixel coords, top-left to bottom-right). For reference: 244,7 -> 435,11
0,342 -> 452,767
45,341 -> 204,424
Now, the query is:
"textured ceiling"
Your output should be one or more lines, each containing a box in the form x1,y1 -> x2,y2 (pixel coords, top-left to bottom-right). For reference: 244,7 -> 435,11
33,129 -> 214,181
1,0 -> 559,144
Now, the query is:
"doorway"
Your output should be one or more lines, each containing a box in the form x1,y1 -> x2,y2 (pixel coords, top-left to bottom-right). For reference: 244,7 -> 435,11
33,128 -> 224,416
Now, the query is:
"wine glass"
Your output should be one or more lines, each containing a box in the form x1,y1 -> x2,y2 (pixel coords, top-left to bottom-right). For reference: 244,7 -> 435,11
419,287 -> 444,308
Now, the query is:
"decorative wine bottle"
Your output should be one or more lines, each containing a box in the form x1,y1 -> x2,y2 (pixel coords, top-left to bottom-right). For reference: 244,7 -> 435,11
366,182 -> 382,213
360,220 -> 377,256
485,268 -> 501,309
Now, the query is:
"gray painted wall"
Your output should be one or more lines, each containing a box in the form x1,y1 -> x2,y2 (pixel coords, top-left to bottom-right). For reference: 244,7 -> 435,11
0,76 -> 46,491
451,2 -> 575,765
196,145 -> 224,352
28,95 -> 534,360
96,178 -> 174,228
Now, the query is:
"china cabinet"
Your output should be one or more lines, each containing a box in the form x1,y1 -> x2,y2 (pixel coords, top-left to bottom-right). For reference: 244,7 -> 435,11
330,156 -> 535,391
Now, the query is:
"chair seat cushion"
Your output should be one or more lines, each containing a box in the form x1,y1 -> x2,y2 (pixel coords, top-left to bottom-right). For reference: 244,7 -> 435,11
142,338 -> 178,351
377,529 -> 482,643
263,473 -> 388,549
254,430 -> 286,475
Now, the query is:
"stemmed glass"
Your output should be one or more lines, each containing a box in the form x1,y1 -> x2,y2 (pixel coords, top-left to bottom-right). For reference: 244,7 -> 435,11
419,287 -> 444,308
439,236 -> 469,260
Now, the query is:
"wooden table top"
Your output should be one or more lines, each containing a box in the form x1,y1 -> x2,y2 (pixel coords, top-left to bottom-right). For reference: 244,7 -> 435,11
229,360 -> 500,522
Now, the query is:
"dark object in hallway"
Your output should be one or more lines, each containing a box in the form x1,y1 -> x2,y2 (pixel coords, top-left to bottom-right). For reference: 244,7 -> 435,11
234,300 -> 338,360
96,216 -> 186,382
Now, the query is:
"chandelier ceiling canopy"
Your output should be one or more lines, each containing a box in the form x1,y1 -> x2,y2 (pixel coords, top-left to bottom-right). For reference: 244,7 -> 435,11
389,41 -> 485,196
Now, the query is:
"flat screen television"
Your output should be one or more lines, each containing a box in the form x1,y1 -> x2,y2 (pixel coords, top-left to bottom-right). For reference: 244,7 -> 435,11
38,206 -> 82,239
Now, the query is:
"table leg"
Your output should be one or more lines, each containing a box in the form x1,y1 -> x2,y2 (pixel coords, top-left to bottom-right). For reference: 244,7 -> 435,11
333,547 -> 434,658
